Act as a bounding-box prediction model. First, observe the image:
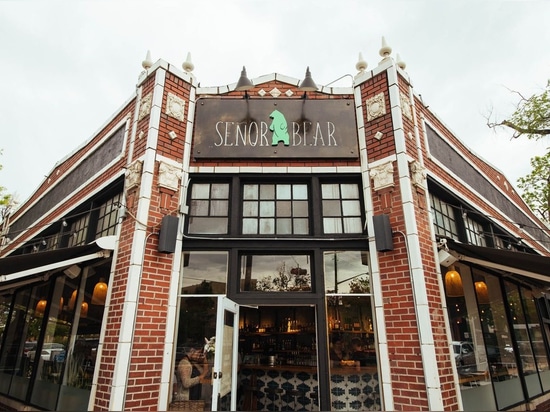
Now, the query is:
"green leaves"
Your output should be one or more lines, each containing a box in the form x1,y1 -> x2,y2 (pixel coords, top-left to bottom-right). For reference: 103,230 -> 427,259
517,152 -> 550,222
505,81 -> 550,139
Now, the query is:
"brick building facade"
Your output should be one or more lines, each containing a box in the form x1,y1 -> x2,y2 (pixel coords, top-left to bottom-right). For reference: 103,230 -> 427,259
1,47 -> 550,411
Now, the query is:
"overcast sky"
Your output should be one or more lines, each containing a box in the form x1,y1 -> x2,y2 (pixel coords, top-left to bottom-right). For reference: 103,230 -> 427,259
1,1 -> 549,204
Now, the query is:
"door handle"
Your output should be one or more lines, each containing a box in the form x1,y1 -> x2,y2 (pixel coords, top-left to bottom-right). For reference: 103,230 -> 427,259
213,371 -> 218,379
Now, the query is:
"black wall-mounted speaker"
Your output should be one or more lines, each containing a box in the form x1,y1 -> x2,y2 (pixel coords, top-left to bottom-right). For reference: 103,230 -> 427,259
158,215 -> 179,253
373,214 -> 394,252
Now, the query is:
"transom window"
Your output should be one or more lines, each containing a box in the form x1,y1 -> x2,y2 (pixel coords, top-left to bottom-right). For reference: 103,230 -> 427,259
185,176 -> 365,237
68,214 -> 90,247
321,183 -> 362,234
464,216 -> 486,246
188,183 -> 230,234
96,193 -> 122,238
242,183 -> 309,235
430,193 -> 459,239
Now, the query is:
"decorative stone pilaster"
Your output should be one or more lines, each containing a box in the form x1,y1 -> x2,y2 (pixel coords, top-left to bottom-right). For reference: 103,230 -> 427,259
158,161 -> 182,192
409,160 -> 427,188
125,160 -> 143,190
138,92 -> 152,121
400,92 -> 412,121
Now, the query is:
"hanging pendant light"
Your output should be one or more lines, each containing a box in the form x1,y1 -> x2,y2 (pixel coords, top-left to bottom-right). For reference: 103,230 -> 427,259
444,266 -> 464,297
475,281 -> 490,304
35,299 -> 47,316
68,290 -> 78,311
92,278 -> 108,305
80,301 -> 89,318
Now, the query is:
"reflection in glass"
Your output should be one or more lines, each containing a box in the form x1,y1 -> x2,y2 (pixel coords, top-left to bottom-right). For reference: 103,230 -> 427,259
57,261 -> 110,411
239,254 -> 311,292
172,297 -> 217,410
181,252 -> 228,294
321,183 -> 362,234
505,282 -> 542,398
188,183 -> 230,234
326,296 -> 380,410
241,183 -> 310,235
0,287 -> 39,398
324,251 -> 369,294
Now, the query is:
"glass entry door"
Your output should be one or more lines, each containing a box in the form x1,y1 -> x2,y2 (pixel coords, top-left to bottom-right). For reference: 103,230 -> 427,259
173,295 -> 239,411
211,297 -> 239,411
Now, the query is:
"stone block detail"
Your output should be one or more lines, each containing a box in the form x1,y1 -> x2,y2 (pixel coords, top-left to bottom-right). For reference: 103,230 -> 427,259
166,92 -> 186,122
370,161 -> 394,191
158,161 -> 182,192
138,93 -> 152,121
366,92 -> 386,122
125,160 -> 143,190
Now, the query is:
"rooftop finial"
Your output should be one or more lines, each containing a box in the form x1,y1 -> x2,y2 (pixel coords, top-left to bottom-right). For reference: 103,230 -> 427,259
396,53 -> 406,70
379,36 -> 392,59
182,52 -> 194,73
142,50 -> 153,70
356,52 -> 368,72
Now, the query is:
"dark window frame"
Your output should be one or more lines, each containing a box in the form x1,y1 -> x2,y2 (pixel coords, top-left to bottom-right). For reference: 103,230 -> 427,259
185,174 -> 366,239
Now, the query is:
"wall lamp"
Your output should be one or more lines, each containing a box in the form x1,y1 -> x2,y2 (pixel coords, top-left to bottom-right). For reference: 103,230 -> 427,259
235,66 -> 253,98
298,66 -> 318,98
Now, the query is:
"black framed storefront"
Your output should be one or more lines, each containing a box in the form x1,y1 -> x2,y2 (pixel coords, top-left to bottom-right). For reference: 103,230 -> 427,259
171,173 -> 381,410
441,243 -> 550,410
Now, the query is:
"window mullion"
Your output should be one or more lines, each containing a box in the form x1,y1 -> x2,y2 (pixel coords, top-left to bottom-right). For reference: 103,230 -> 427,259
229,175 -> 240,235
311,176 -> 323,237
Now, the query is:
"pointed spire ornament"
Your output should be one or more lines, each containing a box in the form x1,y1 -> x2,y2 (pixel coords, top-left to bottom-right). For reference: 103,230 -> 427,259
142,50 -> 153,70
356,52 -> 368,72
379,36 -> 392,59
182,52 -> 194,72
396,53 -> 406,70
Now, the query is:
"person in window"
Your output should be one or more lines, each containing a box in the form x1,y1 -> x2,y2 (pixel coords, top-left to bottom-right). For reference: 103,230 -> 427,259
351,337 -> 369,367
329,336 -> 348,367
174,348 -> 209,401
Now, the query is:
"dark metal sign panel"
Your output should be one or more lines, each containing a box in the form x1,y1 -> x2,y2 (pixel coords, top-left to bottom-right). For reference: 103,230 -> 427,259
193,99 -> 358,159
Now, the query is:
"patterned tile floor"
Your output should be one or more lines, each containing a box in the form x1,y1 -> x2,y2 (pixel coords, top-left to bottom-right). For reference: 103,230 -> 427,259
239,368 -> 380,411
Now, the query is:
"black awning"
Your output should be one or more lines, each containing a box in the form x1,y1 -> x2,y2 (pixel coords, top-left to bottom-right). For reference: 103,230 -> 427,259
0,236 -> 116,285
446,239 -> 550,279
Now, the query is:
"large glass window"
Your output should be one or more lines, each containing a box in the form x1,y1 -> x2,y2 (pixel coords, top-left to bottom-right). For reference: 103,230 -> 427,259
442,264 -> 544,410
0,295 -> 12,344
0,286 -> 44,398
242,183 -> 309,235
172,297 -> 217,410
505,281 -> 543,398
321,183 -> 362,234
181,251 -> 228,294
239,254 -> 311,292
188,183 -> 230,235
536,296 -> 550,392
0,260 -> 111,410
324,251 -> 370,294
324,252 -> 379,410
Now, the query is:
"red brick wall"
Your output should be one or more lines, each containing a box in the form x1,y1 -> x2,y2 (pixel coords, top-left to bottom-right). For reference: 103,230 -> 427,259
359,68 -> 460,410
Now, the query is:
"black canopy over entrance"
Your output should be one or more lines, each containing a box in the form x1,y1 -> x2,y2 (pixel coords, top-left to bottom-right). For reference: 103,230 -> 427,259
445,239 -> 550,281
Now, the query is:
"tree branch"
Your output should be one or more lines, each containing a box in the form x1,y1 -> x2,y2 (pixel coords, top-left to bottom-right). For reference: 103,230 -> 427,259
499,120 -> 550,137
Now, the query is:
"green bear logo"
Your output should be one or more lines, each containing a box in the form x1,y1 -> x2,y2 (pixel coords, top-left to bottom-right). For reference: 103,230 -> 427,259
269,110 -> 290,146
